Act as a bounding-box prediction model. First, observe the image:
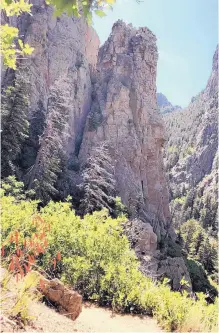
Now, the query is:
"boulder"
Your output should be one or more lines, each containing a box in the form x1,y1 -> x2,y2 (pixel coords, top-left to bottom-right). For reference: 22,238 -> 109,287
40,277 -> 82,321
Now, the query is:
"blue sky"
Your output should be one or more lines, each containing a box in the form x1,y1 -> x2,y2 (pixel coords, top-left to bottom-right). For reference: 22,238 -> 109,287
93,0 -> 218,107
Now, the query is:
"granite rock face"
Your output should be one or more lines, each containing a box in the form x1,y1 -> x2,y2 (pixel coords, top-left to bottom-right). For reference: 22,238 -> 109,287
123,219 -> 192,290
80,20 -> 173,241
2,5 -> 172,240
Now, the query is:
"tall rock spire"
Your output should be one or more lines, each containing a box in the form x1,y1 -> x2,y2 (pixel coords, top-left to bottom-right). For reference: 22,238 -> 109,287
80,20 -> 173,240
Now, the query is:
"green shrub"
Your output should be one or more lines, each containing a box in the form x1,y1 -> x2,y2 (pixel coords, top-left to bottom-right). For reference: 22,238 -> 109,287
40,203 -> 142,309
1,188 -> 218,332
168,145 -> 178,153
183,146 -> 195,158
1,176 -> 35,201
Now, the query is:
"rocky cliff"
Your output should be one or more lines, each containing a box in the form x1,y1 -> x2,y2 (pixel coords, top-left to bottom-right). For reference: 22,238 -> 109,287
157,92 -> 182,114
2,4 -> 173,241
2,1 -> 191,289
163,46 -> 218,232
80,20 -> 173,241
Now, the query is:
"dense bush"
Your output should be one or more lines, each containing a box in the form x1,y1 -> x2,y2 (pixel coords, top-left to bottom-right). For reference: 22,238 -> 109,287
186,259 -> 217,296
1,187 -> 218,332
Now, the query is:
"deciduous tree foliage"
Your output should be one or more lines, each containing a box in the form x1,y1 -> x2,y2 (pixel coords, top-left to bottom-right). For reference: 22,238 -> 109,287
46,0 -> 116,23
1,0 -> 34,69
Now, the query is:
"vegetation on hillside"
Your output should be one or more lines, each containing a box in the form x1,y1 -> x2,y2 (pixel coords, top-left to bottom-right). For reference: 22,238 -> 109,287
180,219 -> 217,275
1,179 -> 218,332
1,3 -> 218,332
177,219 -> 218,294
164,87 -> 218,233
163,59 -> 218,291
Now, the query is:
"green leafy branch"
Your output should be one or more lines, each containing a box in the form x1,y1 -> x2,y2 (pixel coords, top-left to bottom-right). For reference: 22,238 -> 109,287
1,0 -> 34,69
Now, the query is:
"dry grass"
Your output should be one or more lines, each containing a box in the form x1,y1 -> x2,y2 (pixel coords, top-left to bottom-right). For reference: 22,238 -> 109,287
1,268 -> 41,330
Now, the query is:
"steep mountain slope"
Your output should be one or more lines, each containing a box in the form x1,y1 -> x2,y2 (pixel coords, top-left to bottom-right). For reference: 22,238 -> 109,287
1,1 -> 192,290
157,93 -> 182,114
163,45 -> 218,233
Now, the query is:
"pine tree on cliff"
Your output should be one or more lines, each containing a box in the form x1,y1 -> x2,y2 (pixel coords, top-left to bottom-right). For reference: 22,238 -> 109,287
198,237 -> 217,273
26,84 -> 70,203
1,69 -> 30,178
79,143 -> 116,214
20,100 -> 47,172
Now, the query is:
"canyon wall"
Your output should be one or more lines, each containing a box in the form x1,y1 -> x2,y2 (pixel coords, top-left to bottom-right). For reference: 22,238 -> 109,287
163,45 -> 218,232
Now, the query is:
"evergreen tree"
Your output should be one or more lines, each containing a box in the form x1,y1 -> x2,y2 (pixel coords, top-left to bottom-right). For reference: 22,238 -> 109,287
26,83 -> 70,203
181,219 -> 218,274
190,230 -> 205,256
198,238 -> 217,273
79,142 -> 116,214
180,219 -> 199,253
20,100 -> 47,172
1,68 -> 30,177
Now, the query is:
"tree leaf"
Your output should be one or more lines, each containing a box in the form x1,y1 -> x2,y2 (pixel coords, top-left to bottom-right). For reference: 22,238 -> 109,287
105,0 -> 115,4
94,10 -> 107,17
87,12 -> 93,25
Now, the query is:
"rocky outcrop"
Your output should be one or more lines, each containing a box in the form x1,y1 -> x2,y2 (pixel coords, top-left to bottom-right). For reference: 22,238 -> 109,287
163,45 -> 218,231
157,257 -> 192,291
157,93 -> 182,114
140,254 -> 192,291
80,20 -> 173,241
123,220 -> 192,290
124,219 -> 158,254
40,276 -> 82,320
